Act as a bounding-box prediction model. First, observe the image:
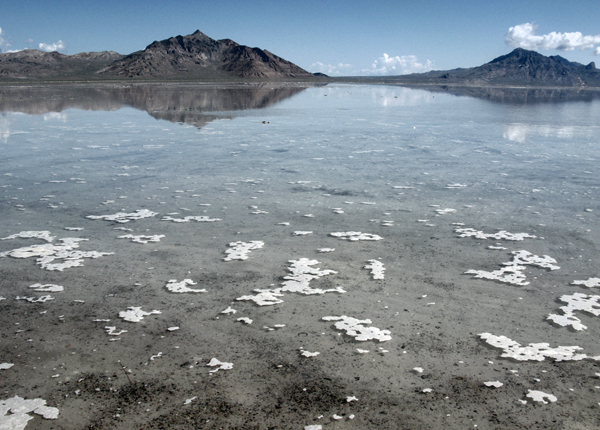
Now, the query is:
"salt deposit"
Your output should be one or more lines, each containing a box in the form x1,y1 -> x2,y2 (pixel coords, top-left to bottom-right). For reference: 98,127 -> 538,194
161,215 -> 221,222
105,326 -> 127,336
28,283 -> 63,292
165,279 -> 206,293
322,315 -> 391,342
236,289 -> 285,306
465,265 -> 529,286
364,259 -> 385,280
293,231 -> 313,236
223,241 -> 264,261
572,278 -> 600,288
0,237 -> 113,271
118,307 -> 162,323
483,381 -> 503,388
510,250 -> 560,271
455,227 -> 536,241
1,231 -> 55,242
0,363 -> 14,370
317,248 -> 335,253
526,390 -> 557,404
479,333 -> 600,361
207,358 -> 233,373
221,307 -> 237,315
237,317 -> 253,324
304,425 -> 322,430
86,209 -> 158,223
330,231 -> 383,241
547,293 -> 600,331
300,350 -> 320,357
15,295 -> 54,303
435,208 -> 456,215
0,395 -> 59,428
118,234 -> 165,244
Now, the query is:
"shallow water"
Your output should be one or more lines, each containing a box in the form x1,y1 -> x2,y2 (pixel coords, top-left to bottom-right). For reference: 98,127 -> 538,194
1,83 -> 599,429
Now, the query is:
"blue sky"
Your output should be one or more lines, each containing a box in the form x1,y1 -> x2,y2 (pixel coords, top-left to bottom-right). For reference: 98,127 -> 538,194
1,0 -> 599,76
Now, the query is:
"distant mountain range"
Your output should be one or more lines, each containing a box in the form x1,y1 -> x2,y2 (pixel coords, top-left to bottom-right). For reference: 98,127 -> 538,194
1,30 -> 599,87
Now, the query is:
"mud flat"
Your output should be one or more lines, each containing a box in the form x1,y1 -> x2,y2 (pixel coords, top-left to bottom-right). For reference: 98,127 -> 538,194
1,84 -> 599,429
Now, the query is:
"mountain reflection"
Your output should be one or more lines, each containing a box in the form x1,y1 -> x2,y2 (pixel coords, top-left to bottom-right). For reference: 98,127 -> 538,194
402,85 -> 600,104
0,83 -> 317,129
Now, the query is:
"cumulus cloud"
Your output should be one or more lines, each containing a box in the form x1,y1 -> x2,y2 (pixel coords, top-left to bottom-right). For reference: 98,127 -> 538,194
364,53 -> 433,76
506,23 -> 600,55
38,40 -> 66,53
309,61 -> 354,76
0,27 -> 12,52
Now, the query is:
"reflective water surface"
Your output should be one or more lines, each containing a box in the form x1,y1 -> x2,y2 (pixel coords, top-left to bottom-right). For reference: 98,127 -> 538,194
1,83 -> 599,429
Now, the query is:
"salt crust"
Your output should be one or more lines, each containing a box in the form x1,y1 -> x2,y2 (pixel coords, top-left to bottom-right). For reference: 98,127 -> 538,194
300,350 -> 320,357
293,231 -> 313,236
1,231 -> 55,242
0,395 -> 59,428
479,333 -> 600,362
237,259 -> 342,305
364,260 -> 385,280
15,295 -> 54,303
237,317 -> 253,324
0,363 -> 14,370
304,425 -> 322,430
29,283 -> 63,292
483,381 -> 503,388
322,316 -> 391,342
465,250 -> 559,286
330,231 -> 383,241
165,279 -> 206,293
105,326 -> 127,336
547,293 -> 600,331
161,215 -> 221,223
526,390 -> 557,404
207,358 -> 233,373
118,234 -> 165,244
221,307 -> 237,314
572,278 -> 600,288
455,227 -> 536,241
0,237 -> 113,271
119,307 -> 162,323
435,208 -> 456,215
223,241 -> 264,261
86,209 -> 158,223
318,248 -> 335,253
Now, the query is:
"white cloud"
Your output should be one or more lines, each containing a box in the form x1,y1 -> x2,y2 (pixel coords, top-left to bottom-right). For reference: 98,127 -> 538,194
364,53 -> 433,76
38,40 -> 66,53
0,27 -> 13,52
309,61 -> 354,76
506,23 -> 600,54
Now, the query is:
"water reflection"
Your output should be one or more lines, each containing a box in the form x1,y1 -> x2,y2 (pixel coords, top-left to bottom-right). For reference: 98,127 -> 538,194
0,83 -> 318,129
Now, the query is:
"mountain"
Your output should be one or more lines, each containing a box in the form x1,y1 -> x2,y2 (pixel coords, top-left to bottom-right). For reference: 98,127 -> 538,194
343,48 -> 600,87
0,30 -> 315,81
98,30 -> 314,79
0,50 -> 123,80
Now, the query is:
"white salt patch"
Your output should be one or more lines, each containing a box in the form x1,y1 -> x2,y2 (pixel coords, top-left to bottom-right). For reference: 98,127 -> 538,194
330,231 -> 383,241
86,209 -> 158,223
119,307 -> 161,323
303,214 -> 315,218
15,295 -> 54,303
161,215 -> 221,223
465,265 -> 529,286
323,316 -> 391,342
547,293 -> 600,331
0,237 -> 113,271
423,388 -> 432,393
0,395 -> 59,426
165,279 -> 206,293
236,289 -> 285,306
150,352 -> 163,361
526,390 -> 557,404
300,350 -> 320,357
0,363 -> 14,370
29,283 -> 63,292
280,258 -> 344,295
413,367 -> 424,373
304,426 -> 322,430
435,208 -> 456,215
479,333 -> 600,362
293,231 -> 313,236
511,250 -> 559,270
488,245 -> 507,250
207,358 -> 233,373
446,183 -> 467,189
332,414 -> 343,420
278,222 -> 290,226
356,349 -> 370,354
63,227 -> 83,231
572,278 -> 600,289
347,396 -> 358,402
1,231 -> 55,242
105,326 -> 127,336
455,227 -> 536,241
237,317 -> 253,324
118,234 -> 165,244
364,260 -> 385,280
221,307 -> 237,315
184,396 -> 197,405
484,381 -> 503,388
167,327 -> 179,331
317,248 -> 335,253
224,241 -> 264,261
332,208 -> 344,214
